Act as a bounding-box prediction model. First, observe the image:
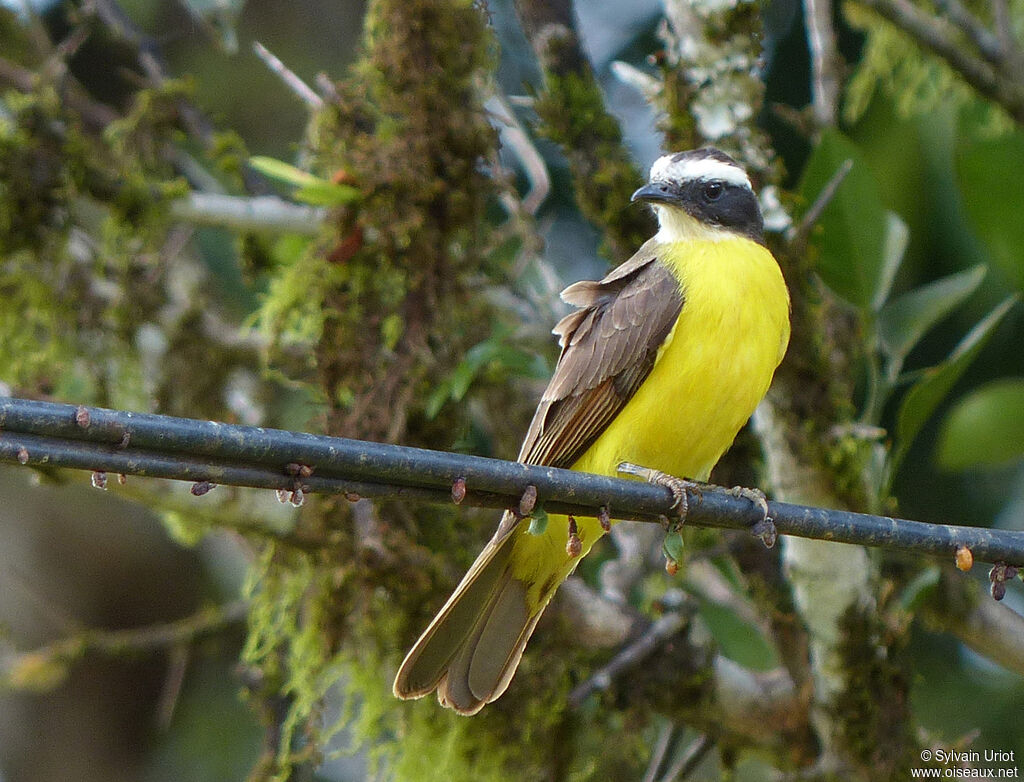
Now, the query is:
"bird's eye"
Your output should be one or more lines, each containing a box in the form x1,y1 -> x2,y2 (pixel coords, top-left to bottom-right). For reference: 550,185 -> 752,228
702,182 -> 723,201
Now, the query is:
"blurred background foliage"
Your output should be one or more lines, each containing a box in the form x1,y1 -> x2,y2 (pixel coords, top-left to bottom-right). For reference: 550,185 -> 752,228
0,0 -> 1022,780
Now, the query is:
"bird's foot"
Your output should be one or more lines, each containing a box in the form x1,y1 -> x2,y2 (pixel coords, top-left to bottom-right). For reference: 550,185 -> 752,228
727,485 -> 776,548
617,462 -> 701,530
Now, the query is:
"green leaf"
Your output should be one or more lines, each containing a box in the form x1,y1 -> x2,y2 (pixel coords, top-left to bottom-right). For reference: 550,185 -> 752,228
892,296 -> 1018,470
691,596 -> 778,671
899,565 -> 941,611
249,156 -> 319,187
527,508 -> 549,536
877,265 -> 987,364
799,130 -> 888,308
872,211 -> 909,311
293,181 -> 359,206
249,156 -> 359,206
424,326 -> 549,420
662,531 -> 685,564
936,379 -> 1024,470
956,124 -> 1024,291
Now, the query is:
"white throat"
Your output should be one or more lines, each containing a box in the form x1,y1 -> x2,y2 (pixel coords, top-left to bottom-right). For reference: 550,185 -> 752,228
653,206 -> 736,243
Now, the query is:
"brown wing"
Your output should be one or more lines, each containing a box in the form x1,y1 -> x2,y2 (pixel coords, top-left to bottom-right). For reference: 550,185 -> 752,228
518,239 -> 685,468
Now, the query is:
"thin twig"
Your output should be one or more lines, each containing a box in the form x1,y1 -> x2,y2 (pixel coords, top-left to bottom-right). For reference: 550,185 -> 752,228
803,0 -> 843,127
485,92 -> 550,215
990,0 -> 1024,76
2,398 -> 1024,564
935,0 -> 1004,63
643,723 -> 675,782
661,734 -> 716,782
1,600 -> 248,690
89,0 -> 167,82
169,193 -> 328,235
252,41 -> 323,110
787,158 -> 853,247
568,611 -> 689,708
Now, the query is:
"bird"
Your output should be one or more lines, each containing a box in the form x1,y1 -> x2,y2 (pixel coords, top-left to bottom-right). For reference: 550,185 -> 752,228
393,147 -> 791,714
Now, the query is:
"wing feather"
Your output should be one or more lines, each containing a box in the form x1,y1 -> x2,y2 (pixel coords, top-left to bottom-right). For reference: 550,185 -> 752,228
518,241 -> 685,468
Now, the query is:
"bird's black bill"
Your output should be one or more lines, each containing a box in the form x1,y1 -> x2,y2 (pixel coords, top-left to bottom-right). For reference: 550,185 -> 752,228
632,182 -> 683,205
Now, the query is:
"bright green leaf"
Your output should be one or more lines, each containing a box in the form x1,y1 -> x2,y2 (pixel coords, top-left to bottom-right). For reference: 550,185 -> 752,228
877,265 -> 987,363
936,379 -> 1024,470
294,180 -> 360,206
448,360 -> 478,401
527,508 -> 549,536
892,296 -> 1018,471
249,156 -> 319,187
799,130 -> 888,308
249,157 -> 360,206
423,326 -> 549,420
424,386 -> 449,420
956,123 -> 1024,291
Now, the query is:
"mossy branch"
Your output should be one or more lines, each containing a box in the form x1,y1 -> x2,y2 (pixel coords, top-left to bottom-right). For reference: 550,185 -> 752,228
513,0 -> 654,260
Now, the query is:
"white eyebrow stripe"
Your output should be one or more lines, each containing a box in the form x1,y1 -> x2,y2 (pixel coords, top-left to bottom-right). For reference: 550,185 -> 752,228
649,155 -> 752,190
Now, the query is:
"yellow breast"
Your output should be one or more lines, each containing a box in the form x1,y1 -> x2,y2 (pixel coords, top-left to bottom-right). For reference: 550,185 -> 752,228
571,237 -> 790,482
511,236 -> 789,609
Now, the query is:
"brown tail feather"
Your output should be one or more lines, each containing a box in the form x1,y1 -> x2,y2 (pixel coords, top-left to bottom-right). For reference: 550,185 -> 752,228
393,512 -> 548,714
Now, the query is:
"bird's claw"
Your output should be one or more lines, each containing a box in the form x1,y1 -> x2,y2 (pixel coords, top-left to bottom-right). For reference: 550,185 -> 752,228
617,461 -> 698,523
728,485 -> 776,548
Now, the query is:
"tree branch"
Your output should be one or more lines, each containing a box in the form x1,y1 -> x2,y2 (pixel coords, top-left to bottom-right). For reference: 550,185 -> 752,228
924,584 -> 1024,676
1,600 -> 248,691
168,193 -> 328,235
850,0 -> 1024,123
513,0 -> 654,260
804,0 -> 844,127
1,398 -> 1023,567
935,0 -> 1005,63
568,610 -> 689,708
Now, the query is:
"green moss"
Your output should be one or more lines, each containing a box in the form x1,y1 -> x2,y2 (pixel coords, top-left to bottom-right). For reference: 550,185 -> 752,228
0,78 -> 202,405
268,0 -> 507,445
832,604 -> 916,777
240,2 -> 558,775
209,129 -> 251,182
658,65 -> 699,150
533,70 -> 653,262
